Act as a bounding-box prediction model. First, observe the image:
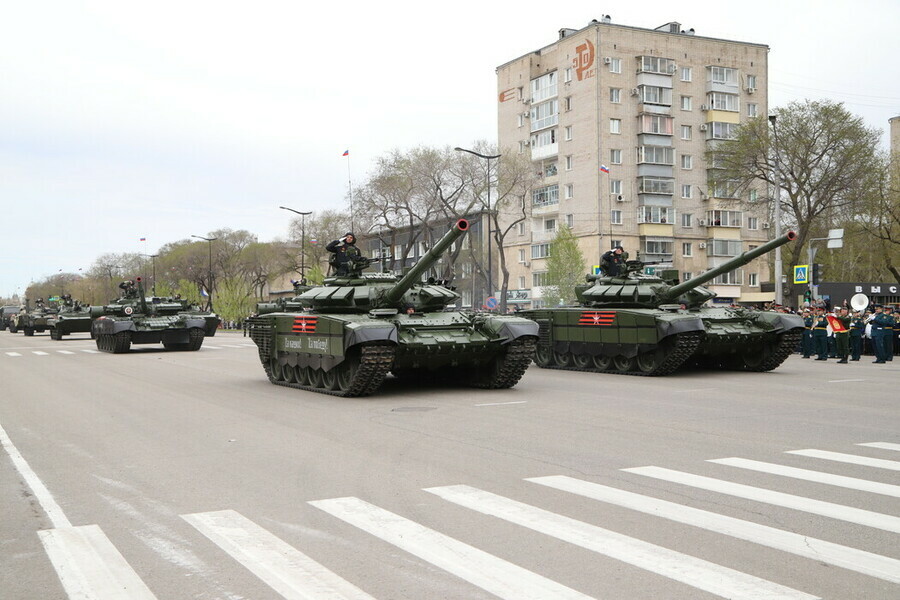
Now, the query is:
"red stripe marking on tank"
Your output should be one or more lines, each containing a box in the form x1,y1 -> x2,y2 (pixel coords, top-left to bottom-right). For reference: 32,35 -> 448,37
292,316 -> 318,333
579,311 -> 616,326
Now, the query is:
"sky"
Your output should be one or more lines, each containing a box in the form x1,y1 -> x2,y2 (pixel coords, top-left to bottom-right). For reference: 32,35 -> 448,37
2,0 -> 898,298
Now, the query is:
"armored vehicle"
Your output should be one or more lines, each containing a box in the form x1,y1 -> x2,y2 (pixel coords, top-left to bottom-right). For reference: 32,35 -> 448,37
91,278 -> 219,353
526,232 -> 803,376
46,295 -> 93,339
11,299 -> 57,336
247,219 -> 538,397
1,305 -> 20,331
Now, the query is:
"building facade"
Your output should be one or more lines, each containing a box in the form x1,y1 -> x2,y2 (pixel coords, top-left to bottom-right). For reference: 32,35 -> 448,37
497,17 -> 774,307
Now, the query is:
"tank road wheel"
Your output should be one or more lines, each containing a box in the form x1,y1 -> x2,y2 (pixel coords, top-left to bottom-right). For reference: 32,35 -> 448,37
9,323 -> 18,333
49,328 -> 61,340
322,367 -> 340,391
186,328 -> 204,351
613,355 -> 635,372
636,351 -> 662,375
24,327 -> 35,337
592,354 -> 612,370
571,353 -> 592,369
282,363 -> 297,384
310,369 -> 325,389
533,343 -> 553,367
293,364 -> 309,386
271,360 -> 286,382
552,350 -> 572,368
334,352 -> 359,393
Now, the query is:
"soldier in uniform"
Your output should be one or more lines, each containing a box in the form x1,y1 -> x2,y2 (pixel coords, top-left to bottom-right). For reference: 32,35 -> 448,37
326,233 -> 361,277
869,305 -> 886,364
883,305 -> 894,362
600,246 -> 626,276
812,308 -> 829,360
834,307 -> 851,364
801,310 -> 814,358
849,310 -> 865,361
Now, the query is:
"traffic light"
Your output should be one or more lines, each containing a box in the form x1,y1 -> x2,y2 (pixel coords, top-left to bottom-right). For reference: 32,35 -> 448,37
804,289 -> 812,302
811,263 -> 824,285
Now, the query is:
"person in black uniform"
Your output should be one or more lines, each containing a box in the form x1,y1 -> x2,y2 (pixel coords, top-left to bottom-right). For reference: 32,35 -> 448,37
834,307 -> 851,364
326,233 -> 361,276
883,305 -> 894,362
600,246 -> 626,276
849,310 -> 865,361
801,310 -> 814,358
812,308 -> 829,360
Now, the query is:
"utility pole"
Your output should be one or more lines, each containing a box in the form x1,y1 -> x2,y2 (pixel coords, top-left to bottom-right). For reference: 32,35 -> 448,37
280,206 -> 312,281
191,235 -> 217,310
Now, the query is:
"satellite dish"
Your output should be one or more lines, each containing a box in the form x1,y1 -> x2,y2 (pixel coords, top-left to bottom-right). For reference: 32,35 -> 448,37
850,293 -> 869,312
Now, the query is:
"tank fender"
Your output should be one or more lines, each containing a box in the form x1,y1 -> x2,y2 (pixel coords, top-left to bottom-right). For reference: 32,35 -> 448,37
481,316 -> 540,344
344,325 -> 398,346
181,317 -> 207,329
754,312 -> 804,333
655,317 -> 706,338
92,318 -> 136,335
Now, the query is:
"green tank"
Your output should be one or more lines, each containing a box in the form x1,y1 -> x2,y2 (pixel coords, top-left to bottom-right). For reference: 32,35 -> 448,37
47,295 -> 93,339
525,231 -> 804,376
247,219 -> 538,397
12,298 -> 57,336
91,277 -> 220,353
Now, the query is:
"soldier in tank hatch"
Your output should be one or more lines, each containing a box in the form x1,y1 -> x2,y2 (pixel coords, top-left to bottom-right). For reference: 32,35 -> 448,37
600,245 -> 626,276
326,233 -> 361,277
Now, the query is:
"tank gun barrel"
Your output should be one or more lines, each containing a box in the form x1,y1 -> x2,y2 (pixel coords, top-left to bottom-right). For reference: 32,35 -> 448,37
383,219 -> 469,305
664,231 -> 797,300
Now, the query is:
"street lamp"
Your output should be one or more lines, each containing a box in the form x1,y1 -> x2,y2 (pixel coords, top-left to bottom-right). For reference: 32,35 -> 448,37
141,254 -> 159,296
279,206 -> 312,281
191,235 -> 217,310
768,115 -> 784,306
454,147 -> 501,302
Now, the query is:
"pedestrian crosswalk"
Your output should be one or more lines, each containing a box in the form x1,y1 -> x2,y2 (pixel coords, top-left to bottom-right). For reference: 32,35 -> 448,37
1,343 -> 257,359
36,442 -> 900,599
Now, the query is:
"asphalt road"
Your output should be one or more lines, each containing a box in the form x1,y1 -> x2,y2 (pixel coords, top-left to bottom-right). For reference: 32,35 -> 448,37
1,330 -> 898,599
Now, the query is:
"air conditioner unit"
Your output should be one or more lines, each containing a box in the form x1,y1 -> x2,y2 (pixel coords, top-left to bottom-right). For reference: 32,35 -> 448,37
698,219 -> 707,226
523,112 -> 530,118
762,222 -> 771,229
611,194 -> 625,202
522,98 -> 532,104
522,261 -> 530,267
699,124 -> 708,131
668,64 -> 677,74
699,242 -> 707,249
603,57 -> 612,64
700,104 -> 709,111
523,140 -> 531,146
631,87 -> 640,96
746,86 -> 756,94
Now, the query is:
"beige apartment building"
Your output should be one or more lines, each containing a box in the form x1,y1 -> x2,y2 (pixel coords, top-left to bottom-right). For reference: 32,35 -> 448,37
497,17 -> 774,308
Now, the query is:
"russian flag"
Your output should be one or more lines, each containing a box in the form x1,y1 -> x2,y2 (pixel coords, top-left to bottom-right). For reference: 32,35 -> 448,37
342,150 -> 349,156
600,164 -> 610,174
139,237 -> 146,241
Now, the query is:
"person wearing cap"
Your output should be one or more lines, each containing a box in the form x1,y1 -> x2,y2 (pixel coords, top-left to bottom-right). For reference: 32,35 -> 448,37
882,305 -> 894,362
849,310 -> 865,361
833,307 -> 851,364
812,307 -> 829,360
600,245 -> 626,276
800,309 -> 814,358
870,305 -> 887,363
326,232 -> 361,276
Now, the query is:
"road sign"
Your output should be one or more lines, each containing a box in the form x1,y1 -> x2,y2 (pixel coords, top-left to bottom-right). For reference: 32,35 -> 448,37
484,296 -> 498,309
793,265 -> 809,284
591,265 -> 601,275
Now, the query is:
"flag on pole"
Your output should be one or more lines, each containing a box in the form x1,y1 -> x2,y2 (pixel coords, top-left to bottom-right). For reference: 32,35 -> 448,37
342,150 -> 349,156
139,237 -> 146,241
200,287 -> 209,298
600,164 -> 610,173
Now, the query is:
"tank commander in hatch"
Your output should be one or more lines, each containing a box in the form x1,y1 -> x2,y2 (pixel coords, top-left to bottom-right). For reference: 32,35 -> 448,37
600,245 -> 626,276
326,232 -> 362,276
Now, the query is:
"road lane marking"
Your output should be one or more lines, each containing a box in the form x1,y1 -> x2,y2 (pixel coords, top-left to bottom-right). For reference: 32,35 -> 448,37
786,449 -> 900,471
183,510 -> 374,600
5,352 -> 22,356
827,379 -> 865,383
221,344 -> 247,348
858,442 -> 900,452
202,345 -> 221,349
528,475 -> 900,584
474,401 -> 527,407
310,496 -> 591,600
0,422 -> 71,528
708,457 -> 900,498
426,485 -> 815,600
32,351 -> 49,356
622,466 -> 900,534
56,350 -> 75,355
80,349 -> 99,353
39,525 -> 157,600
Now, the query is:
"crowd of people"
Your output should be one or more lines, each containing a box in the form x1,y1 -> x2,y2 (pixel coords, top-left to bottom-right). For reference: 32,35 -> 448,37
796,304 -> 898,364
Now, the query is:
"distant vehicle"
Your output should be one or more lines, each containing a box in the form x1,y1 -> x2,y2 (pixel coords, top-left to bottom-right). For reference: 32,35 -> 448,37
1,305 -> 20,331
46,295 -> 93,340
11,298 -> 57,336
91,278 -> 219,353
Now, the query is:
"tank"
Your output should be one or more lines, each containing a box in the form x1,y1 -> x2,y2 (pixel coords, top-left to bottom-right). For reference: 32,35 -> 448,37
91,277 -> 220,353
11,298 -> 57,336
46,295 -> 93,339
525,232 -> 804,375
247,219 -> 539,397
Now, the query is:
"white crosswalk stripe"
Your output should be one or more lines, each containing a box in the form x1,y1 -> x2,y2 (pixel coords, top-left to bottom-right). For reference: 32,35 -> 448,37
56,350 -> 75,355
708,457 -> 900,498
202,345 -> 221,349
310,496 -> 592,600
623,466 -> 900,533
183,510 -> 375,600
426,485 -> 816,600
528,475 -> 900,584
786,449 -> 900,471
32,351 -> 49,355
80,349 -> 99,353
857,442 -> 900,452
5,352 -> 22,356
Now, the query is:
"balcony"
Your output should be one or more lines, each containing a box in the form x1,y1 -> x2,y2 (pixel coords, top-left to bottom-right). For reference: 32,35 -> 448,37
531,143 -> 558,161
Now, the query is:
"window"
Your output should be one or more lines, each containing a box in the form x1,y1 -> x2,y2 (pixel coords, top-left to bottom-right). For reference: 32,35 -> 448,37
611,210 -> 622,225
748,272 -> 759,287
610,179 -> 622,194
681,125 -> 692,140
530,99 -> 559,131
518,249 -> 526,263
518,276 -> 526,289
746,74 -> 757,89
747,217 -> 759,230
640,114 -> 674,135
532,184 -> 559,207
682,242 -> 693,257
710,121 -> 738,140
640,85 -> 673,106
681,184 -> 692,199
637,145 -> 674,165
711,179 -> 740,199
565,155 -> 573,170
712,270 -> 742,285
564,68 -> 572,83
637,177 -> 674,195
749,189 -> 758,202
610,118 -> 621,134
533,271 -> 549,286
638,206 -> 674,224
644,239 -> 674,255
393,244 -> 403,257
610,239 -> 622,250
708,66 -> 738,85
682,272 -> 693,281
461,289 -> 472,307
747,103 -> 758,117
681,95 -> 692,111
681,212 -> 693,227
531,71 -> 558,103
518,141 -> 527,154
531,244 -> 551,259
517,222 -> 525,235
609,58 -> 622,73
707,92 -> 738,112
564,184 -> 573,199
708,239 -> 743,256
610,88 -> 621,103
565,214 -> 574,228
680,66 -> 692,82
530,128 -> 557,148
564,96 -> 572,111
610,149 -> 622,164
544,161 -> 558,177
707,210 -> 742,227
517,113 -> 524,128
544,218 -> 557,232
564,125 -> 572,140
638,56 -> 676,75
681,154 -> 693,169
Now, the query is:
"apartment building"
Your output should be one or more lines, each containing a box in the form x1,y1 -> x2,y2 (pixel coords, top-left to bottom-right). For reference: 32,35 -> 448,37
497,17 -> 773,307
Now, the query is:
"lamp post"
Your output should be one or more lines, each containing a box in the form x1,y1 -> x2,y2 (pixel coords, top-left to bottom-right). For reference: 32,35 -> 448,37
768,115 -> 784,306
191,235 -> 217,310
279,206 -> 312,281
141,254 -> 159,296
454,147 -> 501,303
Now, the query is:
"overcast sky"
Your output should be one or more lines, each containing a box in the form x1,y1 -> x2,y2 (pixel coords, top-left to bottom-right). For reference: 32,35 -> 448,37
2,0 -> 898,298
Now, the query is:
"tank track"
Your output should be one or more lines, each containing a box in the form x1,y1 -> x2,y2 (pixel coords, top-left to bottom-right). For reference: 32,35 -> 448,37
747,329 -> 803,372
472,337 -> 537,389
538,331 -> 704,377
261,343 -> 396,397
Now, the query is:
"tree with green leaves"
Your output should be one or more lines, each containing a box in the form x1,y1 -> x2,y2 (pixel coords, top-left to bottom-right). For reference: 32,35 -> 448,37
541,226 -> 585,307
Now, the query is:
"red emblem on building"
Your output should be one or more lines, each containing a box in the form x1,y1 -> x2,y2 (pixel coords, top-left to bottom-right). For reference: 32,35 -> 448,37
573,39 -> 595,81
579,311 -> 615,326
498,88 -> 517,103
292,316 -> 318,333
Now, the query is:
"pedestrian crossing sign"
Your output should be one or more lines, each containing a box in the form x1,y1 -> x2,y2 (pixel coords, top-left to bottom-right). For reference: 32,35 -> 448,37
592,265 -> 601,275
794,265 -> 809,284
